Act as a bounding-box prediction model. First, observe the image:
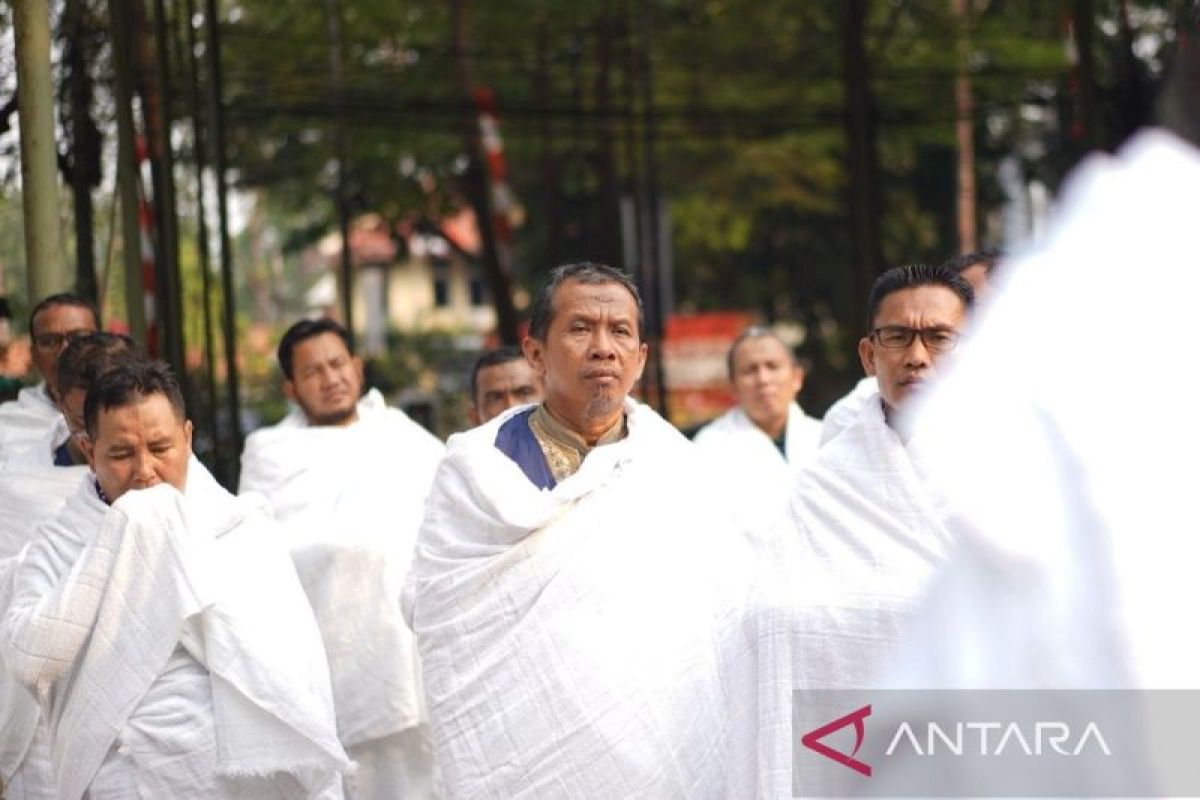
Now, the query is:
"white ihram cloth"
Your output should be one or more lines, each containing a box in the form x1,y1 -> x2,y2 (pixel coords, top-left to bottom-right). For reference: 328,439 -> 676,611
0,385 -> 60,462
817,375 -> 876,445
735,391 -> 955,796
0,465 -> 88,799
239,387 -> 444,797
0,461 -> 350,800
876,130 -> 1200,695
402,399 -> 756,799
1,416 -> 71,470
693,403 -> 822,529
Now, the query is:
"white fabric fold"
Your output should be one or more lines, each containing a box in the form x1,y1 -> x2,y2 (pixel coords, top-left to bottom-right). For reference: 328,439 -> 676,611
883,129 -> 1200,692
403,398 -> 758,799
739,392 -> 954,796
693,402 -> 822,529
239,387 -> 444,755
1,416 -> 70,471
0,465 -> 88,793
818,375 -> 876,445
1,461 -> 349,800
0,385 -> 60,463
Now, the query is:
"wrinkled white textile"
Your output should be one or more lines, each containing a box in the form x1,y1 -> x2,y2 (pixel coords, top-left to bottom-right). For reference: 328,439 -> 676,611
0,386 -> 60,463
1,461 -> 349,800
403,398 -> 757,799
1,416 -> 71,470
880,130 -> 1200,694
735,392 -> 955,796
240,388 -> 443,797
0,465 -> 86,797
693,403 -> 822,529
818,376 -> 876,445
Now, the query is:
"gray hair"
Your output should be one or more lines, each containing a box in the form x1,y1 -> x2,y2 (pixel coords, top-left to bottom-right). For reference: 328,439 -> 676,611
726,325 -> 795,379
527,262 -> 644,341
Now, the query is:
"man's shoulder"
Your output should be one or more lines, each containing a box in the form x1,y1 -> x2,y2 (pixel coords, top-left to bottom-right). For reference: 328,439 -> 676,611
692,407 -> 741,446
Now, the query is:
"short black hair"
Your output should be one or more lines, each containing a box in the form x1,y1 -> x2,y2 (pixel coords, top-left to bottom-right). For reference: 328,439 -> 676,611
469,346 -> 526,401
866,264 -> 975,330
57,332 -> 142,396
527,262 -> 644,341
942,250 -> 1002,278
84,359 -> 186,439
726,325 -> 795,379
29,292 -> 100,335
277,317 -> 353,380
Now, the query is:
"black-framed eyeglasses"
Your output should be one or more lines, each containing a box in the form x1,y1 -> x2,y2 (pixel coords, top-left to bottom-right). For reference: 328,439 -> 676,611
869,325 -> 960,352
33,329 -> 92,351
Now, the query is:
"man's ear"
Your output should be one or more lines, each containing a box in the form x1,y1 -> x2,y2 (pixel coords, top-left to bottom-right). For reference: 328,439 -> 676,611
352,355 -> 365,385
634,341 -> 649,381
283,380 -> 297,401
80,432 -> 96,471
522,336 -> 546,377
183,419 -> 193,450
468,406 -> 481,426
858,336 -> 877,377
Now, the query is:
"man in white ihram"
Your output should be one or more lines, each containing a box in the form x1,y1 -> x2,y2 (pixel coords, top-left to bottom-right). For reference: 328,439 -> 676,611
239,317 -> 444,799
0,360 -> 348,799
403,262 -> 754,798
0,294 -> 98,462
740,264 -> 973,795
694,326 -> 822,528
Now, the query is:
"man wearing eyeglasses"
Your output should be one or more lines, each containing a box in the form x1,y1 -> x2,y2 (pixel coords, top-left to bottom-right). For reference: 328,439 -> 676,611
0,293 -> 98,461
744,265 -> 974,795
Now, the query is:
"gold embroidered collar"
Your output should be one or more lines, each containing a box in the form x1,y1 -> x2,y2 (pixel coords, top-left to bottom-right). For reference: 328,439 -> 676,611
528,404 -> 626,484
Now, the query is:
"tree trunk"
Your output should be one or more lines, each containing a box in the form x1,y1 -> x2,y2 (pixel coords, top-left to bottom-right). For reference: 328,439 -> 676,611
593,1 -> 623,270
324,0 -> 355,347
840,0 -> 884,333
450,0 -> 520,345
534,17 -> 564,270
65,0 -> 99,303
952,0 -> 977,254
1070,0 -> 1099,151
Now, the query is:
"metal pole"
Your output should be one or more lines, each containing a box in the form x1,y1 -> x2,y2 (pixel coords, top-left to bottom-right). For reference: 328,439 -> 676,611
148,0 -> 187,390
324,0 -> 355,347
184,0 -> 223,482
13,0 -> 67,300
204,0 -> 244,466
637,0 -> 667,416
109,0 -> 147,343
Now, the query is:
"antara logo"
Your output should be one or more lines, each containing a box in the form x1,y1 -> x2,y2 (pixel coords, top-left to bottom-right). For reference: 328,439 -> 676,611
801,704 -> 873,777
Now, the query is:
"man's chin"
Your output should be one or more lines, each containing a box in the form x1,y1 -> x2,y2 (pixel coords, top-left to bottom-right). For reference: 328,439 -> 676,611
306,405 -> 358,427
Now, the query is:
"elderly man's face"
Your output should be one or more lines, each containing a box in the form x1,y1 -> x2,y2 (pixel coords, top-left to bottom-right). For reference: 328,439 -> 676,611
31,304 -> 98,398
471,358 -> 543,425
83,392 -> 193,503
524,280 -> 647,437
858,285 -> 967,412
730,335 -> 802,437
285,332 -> 364,426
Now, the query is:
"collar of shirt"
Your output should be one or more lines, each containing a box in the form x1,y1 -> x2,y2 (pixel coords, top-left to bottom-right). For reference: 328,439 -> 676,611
528,404 -> 626,484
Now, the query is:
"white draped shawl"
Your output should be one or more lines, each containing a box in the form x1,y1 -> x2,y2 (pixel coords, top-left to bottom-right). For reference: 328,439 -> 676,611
402,399 -> 757,799
0,465 -> 87,793
239,387 -> 444,751
0,385 -> 60,463
1,416 -> 70,471
693,402 -> 822,529
1,462 -> 349,800
817,375 -> 876,445
735,392 -> 954,796
878,130 -> 1200,693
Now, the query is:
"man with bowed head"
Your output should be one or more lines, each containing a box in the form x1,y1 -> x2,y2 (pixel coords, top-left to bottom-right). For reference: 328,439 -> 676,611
1,360 -> 348,798
403,262 -> 757,798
